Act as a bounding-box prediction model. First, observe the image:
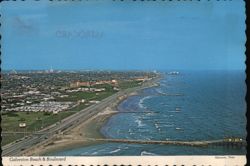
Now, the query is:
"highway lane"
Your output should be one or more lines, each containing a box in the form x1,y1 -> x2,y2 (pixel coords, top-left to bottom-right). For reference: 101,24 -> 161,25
2,79 -> 158,156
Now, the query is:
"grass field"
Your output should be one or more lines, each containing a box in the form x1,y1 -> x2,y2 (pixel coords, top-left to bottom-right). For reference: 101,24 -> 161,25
1,111 -> 74,145
1,134 -> 25,146
55,84 -> 116,102
1,111 -> 75,132
118,80 -> 142,89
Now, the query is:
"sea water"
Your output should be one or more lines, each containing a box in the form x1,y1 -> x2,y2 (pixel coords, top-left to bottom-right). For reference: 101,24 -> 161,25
52,70 -> 246,156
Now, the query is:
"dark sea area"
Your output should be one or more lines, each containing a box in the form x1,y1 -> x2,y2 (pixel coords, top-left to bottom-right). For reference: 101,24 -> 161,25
52,70 -> 246,155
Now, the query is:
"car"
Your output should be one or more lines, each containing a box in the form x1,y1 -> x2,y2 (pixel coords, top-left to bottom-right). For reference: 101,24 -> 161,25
15,140 -> 21,143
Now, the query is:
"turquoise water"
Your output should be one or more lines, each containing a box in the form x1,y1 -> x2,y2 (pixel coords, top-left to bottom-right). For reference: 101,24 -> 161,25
51,70 -> 246,155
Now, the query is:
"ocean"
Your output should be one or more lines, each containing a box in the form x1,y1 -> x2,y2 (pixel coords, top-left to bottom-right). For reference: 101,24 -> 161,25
51,70 -> 246,156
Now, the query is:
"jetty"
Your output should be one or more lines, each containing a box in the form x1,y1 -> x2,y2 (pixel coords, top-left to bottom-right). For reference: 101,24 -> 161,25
119,111 -> 157,114
82,137 -> 246,147
156,93 -> 184,96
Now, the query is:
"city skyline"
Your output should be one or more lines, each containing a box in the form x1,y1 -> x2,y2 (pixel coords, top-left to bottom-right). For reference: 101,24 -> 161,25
1,0 -> 246,70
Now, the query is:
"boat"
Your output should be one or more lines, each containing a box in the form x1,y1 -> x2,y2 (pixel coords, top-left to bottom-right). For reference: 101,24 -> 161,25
168,71 -> 179,75
175,107 -> 181,111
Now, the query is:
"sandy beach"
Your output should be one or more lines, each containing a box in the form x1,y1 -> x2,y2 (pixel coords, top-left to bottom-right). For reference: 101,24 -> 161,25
39,110 -> 116,155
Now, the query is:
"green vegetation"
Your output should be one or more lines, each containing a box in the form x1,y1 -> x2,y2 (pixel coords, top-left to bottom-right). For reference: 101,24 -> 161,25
1,111 -> 74,145
1,134 -> 25,146
2,112 -> 74,132
68,103 -> 88,112
93,91 -> 116,100
55,84 -> 116,102
118,80 -> 142,89
91,83 -> 114,90
55,92 -> 96,102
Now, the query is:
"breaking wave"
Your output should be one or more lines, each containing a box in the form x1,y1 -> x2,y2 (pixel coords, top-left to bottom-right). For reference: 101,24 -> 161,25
138,96 -> 153,109
135,119 -> 145,127
156,88 -> 167,95
140,151 -> 157,156
109,148 -> 121,154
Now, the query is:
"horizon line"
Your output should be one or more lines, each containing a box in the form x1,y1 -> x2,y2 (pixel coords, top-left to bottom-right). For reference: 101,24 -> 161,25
2,68 -> 245,72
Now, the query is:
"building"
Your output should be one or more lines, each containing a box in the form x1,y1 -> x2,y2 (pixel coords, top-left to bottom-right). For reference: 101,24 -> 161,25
70,79 -> 118,88
89,100 -> 100,104
135,76 -> 149,82
19,123 -> 26,128
70,81 -> 90,88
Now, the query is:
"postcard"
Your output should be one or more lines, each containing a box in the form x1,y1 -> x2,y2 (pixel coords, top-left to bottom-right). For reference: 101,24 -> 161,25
1,0 -> 246,165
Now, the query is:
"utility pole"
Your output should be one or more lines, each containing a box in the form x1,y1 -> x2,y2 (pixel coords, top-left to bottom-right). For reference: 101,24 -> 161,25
59,112 -> 62,123
42,118 -> 44,129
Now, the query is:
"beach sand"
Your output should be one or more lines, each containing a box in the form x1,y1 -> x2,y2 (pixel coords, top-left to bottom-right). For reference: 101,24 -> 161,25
41,108 -> 115,155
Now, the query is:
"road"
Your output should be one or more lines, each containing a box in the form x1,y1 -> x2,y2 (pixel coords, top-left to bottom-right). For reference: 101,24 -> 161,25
2,79 -> 158,156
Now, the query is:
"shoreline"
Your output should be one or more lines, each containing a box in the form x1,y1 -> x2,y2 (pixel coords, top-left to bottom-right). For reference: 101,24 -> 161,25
23,76 -> 161,156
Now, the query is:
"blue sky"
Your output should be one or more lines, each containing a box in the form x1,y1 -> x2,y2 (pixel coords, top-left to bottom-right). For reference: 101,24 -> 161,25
1,0 -> 245,70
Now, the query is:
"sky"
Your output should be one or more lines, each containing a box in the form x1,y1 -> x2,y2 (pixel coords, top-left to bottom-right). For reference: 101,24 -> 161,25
1,0 -> 246,70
